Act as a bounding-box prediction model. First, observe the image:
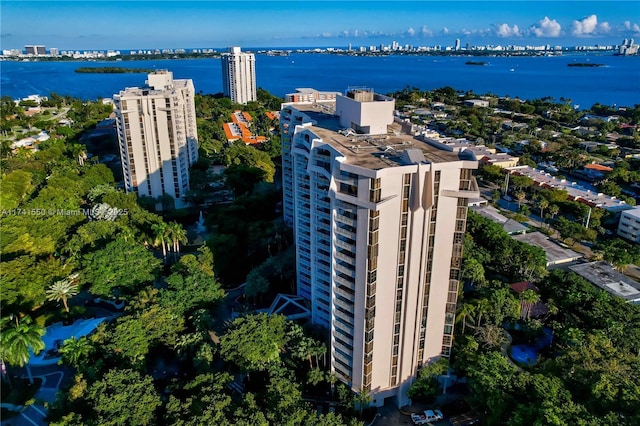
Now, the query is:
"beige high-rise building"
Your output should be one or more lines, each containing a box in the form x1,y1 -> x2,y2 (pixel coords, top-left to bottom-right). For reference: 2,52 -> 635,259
280,88 -> 479,407
221,47 -> 257,104
114,70 -> 198,209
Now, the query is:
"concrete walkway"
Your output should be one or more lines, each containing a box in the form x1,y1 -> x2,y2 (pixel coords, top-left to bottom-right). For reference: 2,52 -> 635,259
1,371 -> 66,426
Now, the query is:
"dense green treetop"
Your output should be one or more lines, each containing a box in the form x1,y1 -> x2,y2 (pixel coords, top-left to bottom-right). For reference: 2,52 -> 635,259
220,313 -> 288,371
81,237 -> 161,298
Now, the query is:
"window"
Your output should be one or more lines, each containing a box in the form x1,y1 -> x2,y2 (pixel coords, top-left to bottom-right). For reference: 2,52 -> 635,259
339,183 -> 358,196
370,178 -> 381,202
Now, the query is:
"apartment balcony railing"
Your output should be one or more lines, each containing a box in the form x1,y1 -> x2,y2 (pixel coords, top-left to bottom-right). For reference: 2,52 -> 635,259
333,339 -> 354,357
333,262 -> 355,278
334,239 -> 356,253
335,213 -> 357,227
333,310 -> 355,328
315,199 -> 331,210
334,286 -> 355,304
333,296 -> 354,313
334,226 -> 355,239
334,274 -> 355,289
334,250 -> 355,264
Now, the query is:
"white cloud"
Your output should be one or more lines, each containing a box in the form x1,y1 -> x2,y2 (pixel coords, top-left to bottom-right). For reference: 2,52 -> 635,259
442,27 -> 450,35
496,23 -> 521,37
407,27 -> 416,36
421,25 -> 433,37
531,16 -> 562,37
572,14 -> 598,36
598,22 -> 611,33
624,21 -> 640,32
321,32 -> 332,38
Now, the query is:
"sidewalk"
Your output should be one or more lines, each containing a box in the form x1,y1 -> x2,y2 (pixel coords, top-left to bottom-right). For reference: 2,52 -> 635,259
1,370 -> 68,426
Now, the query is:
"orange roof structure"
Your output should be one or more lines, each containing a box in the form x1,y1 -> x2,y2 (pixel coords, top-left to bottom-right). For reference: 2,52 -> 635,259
230,110 -> 252,124
584,163 -> 613,172
223,121 -> 267,146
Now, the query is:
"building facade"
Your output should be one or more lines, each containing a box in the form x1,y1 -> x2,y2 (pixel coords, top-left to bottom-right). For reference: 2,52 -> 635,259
25,45 -> 46,55
221,47 -> 257,104
280,89 -> 479,407
113,70 -> 198,209
617,206 -> 640,243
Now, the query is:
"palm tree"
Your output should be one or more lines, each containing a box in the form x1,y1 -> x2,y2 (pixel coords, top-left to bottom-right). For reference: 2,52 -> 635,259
0,316 -> 45,383
549,204 -> 559,221
46,279 -> 79,312
519,289 -> 540,320
58,336 -> 92,368
473,298 -> 491,327
354,387 -> 372,418
311,341 -> 327,369
455,303 -> 476,334
166,221 -> 188,261
515,191 -> 526,209
538,199 -> 549,222
152,223 -> 169,260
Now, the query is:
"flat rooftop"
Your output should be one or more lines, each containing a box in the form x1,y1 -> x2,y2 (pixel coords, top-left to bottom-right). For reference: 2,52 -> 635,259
512,232 -> 582,266
570,261 -> 640,302
293,103 -> 471,169
471,205 -> 528,234
621,206 -> 640,220
507,166 -> 631,212
117,78 -> 190,97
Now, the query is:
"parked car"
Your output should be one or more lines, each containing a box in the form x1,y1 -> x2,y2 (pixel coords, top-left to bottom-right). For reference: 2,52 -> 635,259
411,409 -> 444,425
450,412 -> 480,426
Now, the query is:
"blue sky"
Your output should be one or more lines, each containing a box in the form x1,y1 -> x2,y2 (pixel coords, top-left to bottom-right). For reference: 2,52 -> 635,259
2,1 -> 639,50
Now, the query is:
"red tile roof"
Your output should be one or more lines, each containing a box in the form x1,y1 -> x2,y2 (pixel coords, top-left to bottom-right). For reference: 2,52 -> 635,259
510,282 -> 539,294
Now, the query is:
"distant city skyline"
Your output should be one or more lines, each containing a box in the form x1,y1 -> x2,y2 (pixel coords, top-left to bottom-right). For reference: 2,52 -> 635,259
2,1 -> 639,50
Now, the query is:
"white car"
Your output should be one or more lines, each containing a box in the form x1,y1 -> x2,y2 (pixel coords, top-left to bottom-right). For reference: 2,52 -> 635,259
411,409 -> 444,425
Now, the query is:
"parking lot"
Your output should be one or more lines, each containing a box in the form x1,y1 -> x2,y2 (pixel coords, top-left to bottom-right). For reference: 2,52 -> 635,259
373,404 -> 449,426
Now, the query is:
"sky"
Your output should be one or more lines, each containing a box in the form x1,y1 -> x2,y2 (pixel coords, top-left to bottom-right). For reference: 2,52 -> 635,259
1,1 -> 640,50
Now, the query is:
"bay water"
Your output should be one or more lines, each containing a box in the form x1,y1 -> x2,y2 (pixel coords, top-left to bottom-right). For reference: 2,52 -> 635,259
1,53 -> 639,108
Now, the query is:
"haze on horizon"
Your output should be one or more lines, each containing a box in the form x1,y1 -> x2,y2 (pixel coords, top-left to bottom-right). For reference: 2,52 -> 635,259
1,1 -> 640,50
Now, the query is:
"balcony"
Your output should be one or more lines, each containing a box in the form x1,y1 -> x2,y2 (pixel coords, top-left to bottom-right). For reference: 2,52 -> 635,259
315,199 -> 331,210
334,239 -> 356,253
315,252 -> 331,264
334,250 -> 355,264
335,213 -> 357,227
334,226 -> 355,239
334,274 -> 355,289
334,262 -> 355,278
333,339 -> 354,357
333,296 -> 354,313
334,286 -> 355,303
333,308 -> 355,327
441,176 -> 480,199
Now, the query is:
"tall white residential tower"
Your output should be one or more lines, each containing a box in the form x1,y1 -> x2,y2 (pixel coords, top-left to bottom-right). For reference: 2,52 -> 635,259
221,47 -> 257,104
280,88 -> 479,407
113,70 -> 198,209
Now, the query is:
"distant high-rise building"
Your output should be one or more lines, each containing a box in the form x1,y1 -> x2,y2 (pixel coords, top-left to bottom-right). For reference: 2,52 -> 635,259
221,47 -> 257,104
49,48 -> 59,56
113,70 -> 198,210
619,38 -> 639,55
455,39 -> 461,51
25,45 -> 46,55
280,88 -> 479,407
